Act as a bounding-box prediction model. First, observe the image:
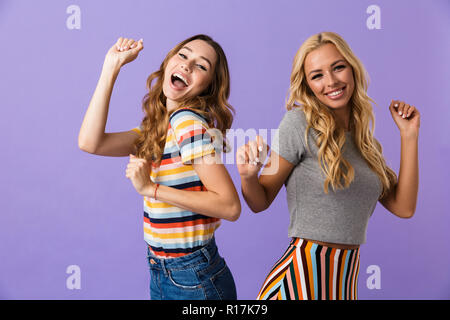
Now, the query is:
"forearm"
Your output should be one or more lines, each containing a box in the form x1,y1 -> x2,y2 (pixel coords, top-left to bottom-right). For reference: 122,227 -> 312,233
144,185 -> 241,221
395,133 -> 419,216
240,175 -> 269,213
78,63 -> 121,152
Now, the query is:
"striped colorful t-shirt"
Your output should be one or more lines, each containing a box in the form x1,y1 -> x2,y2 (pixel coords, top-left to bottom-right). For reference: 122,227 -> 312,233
131,108 -> 221,258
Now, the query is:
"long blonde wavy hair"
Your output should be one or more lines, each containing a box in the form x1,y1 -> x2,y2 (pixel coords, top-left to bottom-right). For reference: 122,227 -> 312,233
133,34 -> 234,166
287,32 -> 397,199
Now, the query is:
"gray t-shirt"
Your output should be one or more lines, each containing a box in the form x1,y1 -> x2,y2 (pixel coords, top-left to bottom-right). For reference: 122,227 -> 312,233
271,108 -> 383,245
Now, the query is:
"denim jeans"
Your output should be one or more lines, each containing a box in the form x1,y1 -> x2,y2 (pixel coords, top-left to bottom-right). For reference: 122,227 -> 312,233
146,237 -> 237,300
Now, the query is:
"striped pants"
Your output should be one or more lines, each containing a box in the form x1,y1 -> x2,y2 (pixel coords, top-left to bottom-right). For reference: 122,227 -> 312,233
256,238 -> 360,300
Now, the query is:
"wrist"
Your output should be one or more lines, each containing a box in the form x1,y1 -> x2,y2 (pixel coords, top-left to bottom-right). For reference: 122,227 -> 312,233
240,173 -> 259,186
102,59 -> 122,75
142,183 -> 156,198
400,130 -> 419,140
153,183 -> 160,200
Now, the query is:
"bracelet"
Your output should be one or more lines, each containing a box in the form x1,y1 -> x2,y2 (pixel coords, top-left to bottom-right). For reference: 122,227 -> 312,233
154,183 -> 160,200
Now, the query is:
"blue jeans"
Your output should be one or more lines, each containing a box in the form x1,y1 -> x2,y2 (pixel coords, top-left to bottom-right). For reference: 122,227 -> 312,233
146,237 -> 237,300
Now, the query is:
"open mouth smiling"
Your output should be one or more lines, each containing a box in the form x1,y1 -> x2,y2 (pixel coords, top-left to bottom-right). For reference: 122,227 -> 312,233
171,72 -> 189,88
325,86 -> 346,99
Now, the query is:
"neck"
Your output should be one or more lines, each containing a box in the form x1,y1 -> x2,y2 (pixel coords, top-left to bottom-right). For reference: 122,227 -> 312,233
330,105 -> 350,132
166,98 -> 179,113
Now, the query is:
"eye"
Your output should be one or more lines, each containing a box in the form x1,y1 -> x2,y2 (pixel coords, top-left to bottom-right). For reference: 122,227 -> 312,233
311,73 -> 322,80
334,65 -> 345,71
178,53 -> 187,59
196,64 -> 207,71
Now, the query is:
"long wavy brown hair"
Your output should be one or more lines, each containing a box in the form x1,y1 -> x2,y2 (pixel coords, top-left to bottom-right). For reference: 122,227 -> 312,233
133,34 -> 234,166
287,32 -> 397,199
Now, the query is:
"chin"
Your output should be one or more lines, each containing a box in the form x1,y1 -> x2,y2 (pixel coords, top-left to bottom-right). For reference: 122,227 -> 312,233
327,102 -> 349,110
319,95 -> 352,110
162,84 -> 181,101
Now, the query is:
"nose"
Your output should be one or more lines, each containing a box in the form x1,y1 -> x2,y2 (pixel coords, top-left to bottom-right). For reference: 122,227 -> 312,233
180,61 -> 191,73
325,71 -> 339,87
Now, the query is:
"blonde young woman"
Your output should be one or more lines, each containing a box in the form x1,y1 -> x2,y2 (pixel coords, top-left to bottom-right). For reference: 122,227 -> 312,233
79,34 -> 240,300
237,32 -> 420,300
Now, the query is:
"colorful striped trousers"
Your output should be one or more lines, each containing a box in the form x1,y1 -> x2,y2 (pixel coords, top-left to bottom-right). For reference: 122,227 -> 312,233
256,238 -> 360,300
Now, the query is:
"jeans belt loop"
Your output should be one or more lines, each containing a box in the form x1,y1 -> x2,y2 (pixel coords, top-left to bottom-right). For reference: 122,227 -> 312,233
201,245 -> 211,262
161,259 -> 169,277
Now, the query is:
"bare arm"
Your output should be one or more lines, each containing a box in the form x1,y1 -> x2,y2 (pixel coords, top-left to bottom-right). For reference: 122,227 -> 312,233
155,157 -> 241,221
379,100 -> 420,218
237,136 -> 294,213
78,37 -> 144,156
78,63 -> 121,153
126,154 -> 241,221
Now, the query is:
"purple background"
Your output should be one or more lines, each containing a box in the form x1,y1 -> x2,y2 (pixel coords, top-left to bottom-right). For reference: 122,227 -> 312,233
0,0 -> 449,299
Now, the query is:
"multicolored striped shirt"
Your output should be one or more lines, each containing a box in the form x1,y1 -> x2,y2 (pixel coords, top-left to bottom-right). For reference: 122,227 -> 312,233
131,108 -> 221,258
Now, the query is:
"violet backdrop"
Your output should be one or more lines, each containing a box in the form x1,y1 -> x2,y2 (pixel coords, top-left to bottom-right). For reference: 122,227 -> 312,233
0,0 -> 449,299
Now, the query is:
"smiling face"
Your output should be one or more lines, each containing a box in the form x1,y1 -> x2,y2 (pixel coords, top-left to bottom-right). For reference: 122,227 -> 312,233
163,39 -> 217,110
304,43 -> 355,113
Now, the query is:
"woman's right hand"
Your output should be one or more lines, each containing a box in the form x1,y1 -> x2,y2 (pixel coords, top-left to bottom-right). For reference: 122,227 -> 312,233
236,135 -> 269,179
103,37 -> 144,69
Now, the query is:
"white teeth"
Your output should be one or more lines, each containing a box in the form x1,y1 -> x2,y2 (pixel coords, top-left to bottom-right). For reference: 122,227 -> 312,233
173,73 -> 188,86
327,89 -> 343,97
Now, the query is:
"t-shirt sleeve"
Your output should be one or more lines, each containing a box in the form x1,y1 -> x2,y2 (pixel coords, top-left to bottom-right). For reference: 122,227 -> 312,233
271,109 -> 306,166
131,125 -> 143,135
169,109 -> 216,164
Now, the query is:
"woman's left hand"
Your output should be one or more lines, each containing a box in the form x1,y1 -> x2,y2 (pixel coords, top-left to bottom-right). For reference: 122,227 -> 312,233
389,100 -> 420,138
125,154 -> 154,197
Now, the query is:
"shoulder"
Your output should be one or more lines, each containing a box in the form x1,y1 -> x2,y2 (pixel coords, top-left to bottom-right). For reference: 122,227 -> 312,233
169,108 -> 209,127
279,106 -> 308,132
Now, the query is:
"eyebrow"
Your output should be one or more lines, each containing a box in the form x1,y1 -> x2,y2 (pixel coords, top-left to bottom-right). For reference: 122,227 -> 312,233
308,59 -> 346,76
181,46 -> 212,68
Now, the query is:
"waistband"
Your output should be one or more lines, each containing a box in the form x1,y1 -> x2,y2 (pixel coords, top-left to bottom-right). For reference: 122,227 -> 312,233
290,238 -> 360,252
147,236 -> 218,271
